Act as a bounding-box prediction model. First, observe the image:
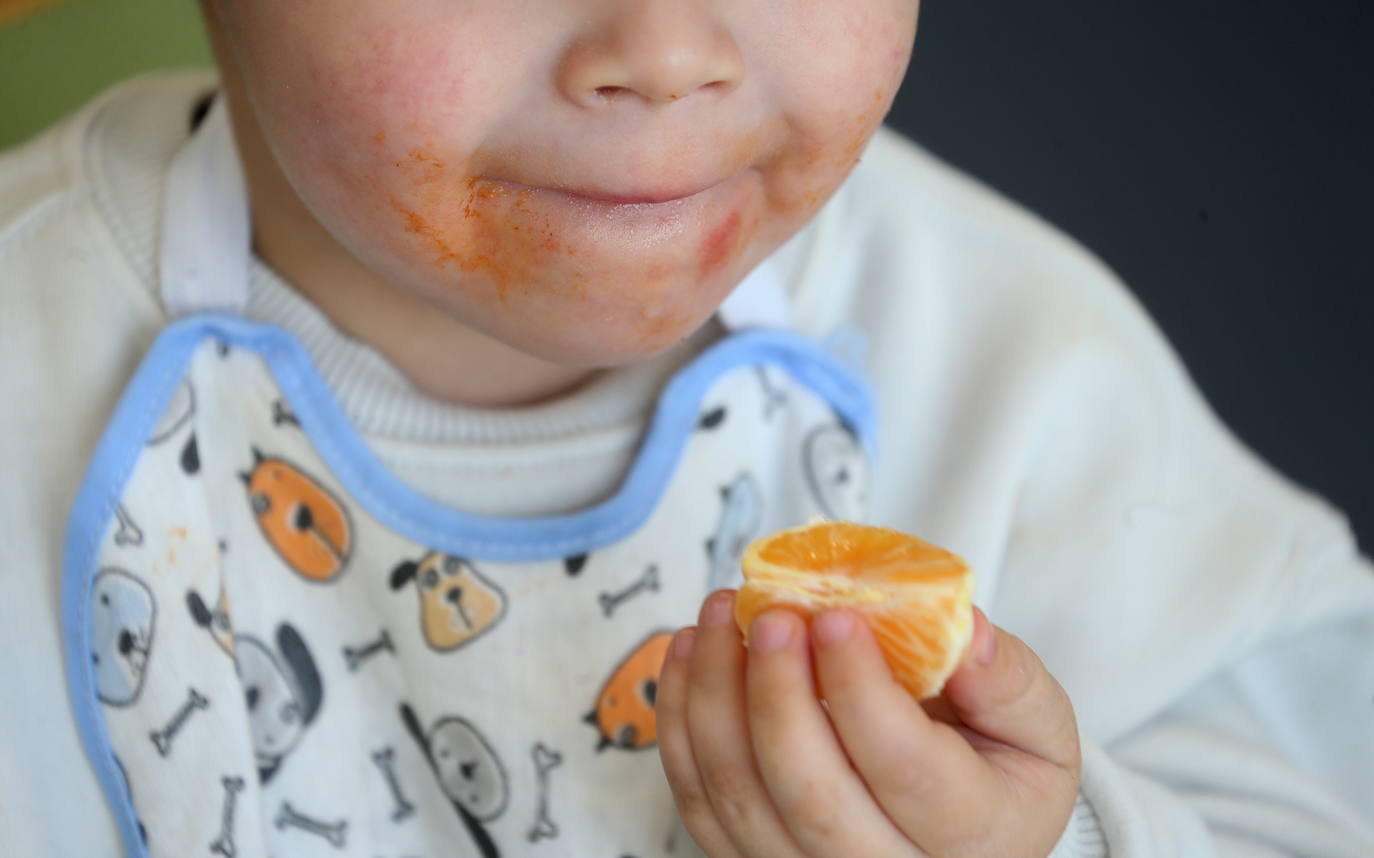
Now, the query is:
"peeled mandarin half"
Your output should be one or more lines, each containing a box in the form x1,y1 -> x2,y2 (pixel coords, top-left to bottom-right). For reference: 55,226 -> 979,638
736,520 -> 976,700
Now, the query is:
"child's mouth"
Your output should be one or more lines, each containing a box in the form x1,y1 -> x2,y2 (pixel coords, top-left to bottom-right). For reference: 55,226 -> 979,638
383,155 -> 758,298
485,174 -> 733,211
532,182 -> 720,206
461,169 -> 756,260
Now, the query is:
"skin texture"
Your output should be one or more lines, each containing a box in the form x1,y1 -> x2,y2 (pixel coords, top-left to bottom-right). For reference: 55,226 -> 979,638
200,0 -> 917,405
657,592 -> 1082,857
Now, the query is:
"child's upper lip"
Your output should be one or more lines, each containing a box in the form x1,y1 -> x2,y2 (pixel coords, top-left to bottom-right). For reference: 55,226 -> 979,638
477,116 -> 781,206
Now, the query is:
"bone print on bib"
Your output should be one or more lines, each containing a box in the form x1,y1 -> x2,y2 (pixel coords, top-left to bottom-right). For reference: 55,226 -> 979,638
64,314 -> 875,858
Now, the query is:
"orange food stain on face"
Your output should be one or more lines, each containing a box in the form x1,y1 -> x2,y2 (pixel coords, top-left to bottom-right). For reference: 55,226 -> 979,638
363,93 -> 884,326
699,208 -> 743,278
380,147 -> 580,303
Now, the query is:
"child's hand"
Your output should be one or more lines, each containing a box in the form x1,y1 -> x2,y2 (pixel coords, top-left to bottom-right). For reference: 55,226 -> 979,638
658,590 -> 1081,858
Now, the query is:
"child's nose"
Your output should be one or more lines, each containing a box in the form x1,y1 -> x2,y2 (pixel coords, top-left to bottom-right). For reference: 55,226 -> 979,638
556,0 -> 744,107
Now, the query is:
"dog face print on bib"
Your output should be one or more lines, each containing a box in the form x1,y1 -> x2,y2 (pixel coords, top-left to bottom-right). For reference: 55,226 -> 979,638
389,552 -> 507,652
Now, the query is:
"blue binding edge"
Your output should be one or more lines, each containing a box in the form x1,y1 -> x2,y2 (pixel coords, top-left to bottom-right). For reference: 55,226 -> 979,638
63,312 -> 876,857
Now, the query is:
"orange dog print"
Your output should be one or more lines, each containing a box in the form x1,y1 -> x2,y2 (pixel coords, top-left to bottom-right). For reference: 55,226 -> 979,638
585,631 -> 673,751
390,552 -> 507,652
240,449 -> 352,582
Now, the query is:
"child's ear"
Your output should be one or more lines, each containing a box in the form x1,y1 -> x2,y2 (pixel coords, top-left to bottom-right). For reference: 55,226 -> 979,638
390,560 -> 419,590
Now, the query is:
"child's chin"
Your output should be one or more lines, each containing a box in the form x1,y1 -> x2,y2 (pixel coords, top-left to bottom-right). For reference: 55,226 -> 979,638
494,309 -> 713,369
430,260 -> 743,369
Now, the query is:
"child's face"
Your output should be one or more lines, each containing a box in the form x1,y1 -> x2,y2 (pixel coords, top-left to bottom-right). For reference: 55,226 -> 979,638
208,2 -> 918,365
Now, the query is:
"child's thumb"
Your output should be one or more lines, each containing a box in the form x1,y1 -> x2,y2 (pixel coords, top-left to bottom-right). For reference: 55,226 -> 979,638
941,607 -> 1080,772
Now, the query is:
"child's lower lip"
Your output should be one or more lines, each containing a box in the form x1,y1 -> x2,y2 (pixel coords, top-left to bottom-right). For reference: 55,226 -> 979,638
462,171 -> 754,258
489,172 -> 745,218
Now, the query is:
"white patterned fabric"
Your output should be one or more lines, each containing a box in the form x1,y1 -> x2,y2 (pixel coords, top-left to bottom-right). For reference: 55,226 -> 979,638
82,318 -> 870,858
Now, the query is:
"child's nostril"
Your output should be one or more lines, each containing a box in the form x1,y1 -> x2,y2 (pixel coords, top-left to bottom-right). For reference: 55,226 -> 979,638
594,86 -> 625,100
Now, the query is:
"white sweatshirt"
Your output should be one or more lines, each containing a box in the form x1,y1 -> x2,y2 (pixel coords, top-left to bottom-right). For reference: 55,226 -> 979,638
1,72 -> 1371,857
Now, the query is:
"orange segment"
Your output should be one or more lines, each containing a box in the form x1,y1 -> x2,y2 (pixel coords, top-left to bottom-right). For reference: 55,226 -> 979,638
736,520 -> 975,700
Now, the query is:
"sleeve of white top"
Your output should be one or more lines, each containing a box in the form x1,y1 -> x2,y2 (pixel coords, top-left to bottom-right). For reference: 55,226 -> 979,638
1094,544 -> 1374,857
1044,553 -> 1374,858
988,273 -> 1374,857
1046,788 -> 1109,858
1004,300 -> 1374,857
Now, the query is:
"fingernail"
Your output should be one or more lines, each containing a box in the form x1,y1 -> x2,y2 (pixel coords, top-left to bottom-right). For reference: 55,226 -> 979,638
975,608 -> 997,666
812,610 -> 856,647
672,628 -> 696,661
750,612 -> 793,653
701,591 -> 733,628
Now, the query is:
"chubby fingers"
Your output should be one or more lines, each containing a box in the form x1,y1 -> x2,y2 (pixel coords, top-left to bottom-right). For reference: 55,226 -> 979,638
657,591 -> 805,857
809,608 -> 999,854
658,626 -> 746,858
942,607 -> 1081,774
744,608 -> 922,857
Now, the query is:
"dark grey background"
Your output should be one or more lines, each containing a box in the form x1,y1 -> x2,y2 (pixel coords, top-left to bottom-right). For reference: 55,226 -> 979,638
886,1 -> 1371,550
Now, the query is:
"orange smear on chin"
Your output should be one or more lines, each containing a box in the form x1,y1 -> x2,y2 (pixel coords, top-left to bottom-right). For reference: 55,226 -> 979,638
699,209 -> 742,278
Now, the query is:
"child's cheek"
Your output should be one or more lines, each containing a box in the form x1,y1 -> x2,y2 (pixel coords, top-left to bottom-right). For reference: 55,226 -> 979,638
275,41 -> 548,292
756,0 -> 913,208
736,91 -> 894,257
